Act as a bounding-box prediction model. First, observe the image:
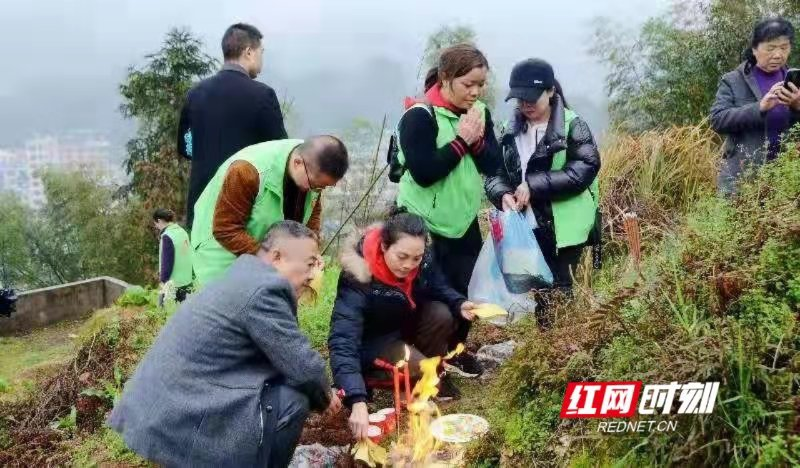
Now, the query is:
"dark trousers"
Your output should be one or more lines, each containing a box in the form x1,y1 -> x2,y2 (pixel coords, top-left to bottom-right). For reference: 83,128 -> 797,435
258,383 -> 311,468
374,301 -> 457,378
534,240 -> 585,328
430,218 -> 482,347
543,245 -> 585,290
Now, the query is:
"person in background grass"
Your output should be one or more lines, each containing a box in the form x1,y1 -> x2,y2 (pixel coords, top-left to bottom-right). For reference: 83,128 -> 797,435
485,59 -> 600,326
328,207 -> 479,440
110,221 -> 341,468
710,17 -> 800,196
190,136 -> 348,288
152,208 -> 193,305
395,43 -> 501,377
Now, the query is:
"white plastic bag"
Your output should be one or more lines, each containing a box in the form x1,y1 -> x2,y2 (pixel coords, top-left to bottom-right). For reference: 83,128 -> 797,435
491,209 -> 553,292
468,236 -> 537,325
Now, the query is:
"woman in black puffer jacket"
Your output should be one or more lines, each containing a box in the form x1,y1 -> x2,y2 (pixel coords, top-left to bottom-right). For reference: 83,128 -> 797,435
485,59 -> 600,311
328,208 -> 478,441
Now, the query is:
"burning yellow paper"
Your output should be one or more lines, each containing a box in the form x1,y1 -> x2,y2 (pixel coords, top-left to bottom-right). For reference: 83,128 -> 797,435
351,439 -> 388,467
409,356 -> 442,412
443,343 -> 465,361
472,303 -> 508,320
398,356 -> 444,463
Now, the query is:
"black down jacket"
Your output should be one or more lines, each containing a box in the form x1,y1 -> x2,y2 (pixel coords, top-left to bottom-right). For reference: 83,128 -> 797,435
484,95 -> 600,256
327,226 -> 465,406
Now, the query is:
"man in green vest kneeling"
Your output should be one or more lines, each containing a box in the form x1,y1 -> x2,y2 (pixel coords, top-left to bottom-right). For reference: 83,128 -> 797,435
153,208 -> 194,304
191,136 -> 349,287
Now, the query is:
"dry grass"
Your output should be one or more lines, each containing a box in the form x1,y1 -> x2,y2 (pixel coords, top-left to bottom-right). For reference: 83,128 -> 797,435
598,123 -> 721,250
471,138 -> 800,467
0,306 -> 146,467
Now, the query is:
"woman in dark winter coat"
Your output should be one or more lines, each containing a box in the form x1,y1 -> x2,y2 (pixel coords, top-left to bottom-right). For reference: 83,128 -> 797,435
328,209 -> 478,441
485,59 -> 600,309
710,17 -> 800,195
394,43 -> 501,376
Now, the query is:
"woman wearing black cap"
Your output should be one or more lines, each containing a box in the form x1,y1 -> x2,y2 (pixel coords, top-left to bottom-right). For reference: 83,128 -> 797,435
485,58 -> 600,324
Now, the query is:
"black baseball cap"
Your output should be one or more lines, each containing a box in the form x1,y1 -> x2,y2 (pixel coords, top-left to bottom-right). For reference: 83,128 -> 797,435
505,58 -> 555,103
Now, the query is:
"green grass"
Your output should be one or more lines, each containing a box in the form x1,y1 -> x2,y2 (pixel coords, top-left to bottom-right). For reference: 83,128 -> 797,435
298,263 -> 341,351
468,140 -> 800,466
70,426 -> 152,468
0,319 -> 86,400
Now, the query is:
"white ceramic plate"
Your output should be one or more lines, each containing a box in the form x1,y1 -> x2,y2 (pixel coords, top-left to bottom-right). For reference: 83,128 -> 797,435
430,414 -> 489,443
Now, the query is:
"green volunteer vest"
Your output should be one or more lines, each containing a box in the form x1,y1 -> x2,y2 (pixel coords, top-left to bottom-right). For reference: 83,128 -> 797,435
552,109 -> 599,249
190,139 -> 319,287
160,223 -> 193,288
396,101 -> 487,238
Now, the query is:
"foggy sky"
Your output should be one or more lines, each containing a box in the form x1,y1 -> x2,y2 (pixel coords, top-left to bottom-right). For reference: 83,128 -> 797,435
0,0 -> 670,149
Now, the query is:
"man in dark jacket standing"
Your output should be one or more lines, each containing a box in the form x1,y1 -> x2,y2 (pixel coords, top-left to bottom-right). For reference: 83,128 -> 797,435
178,23 -> 288,227
109,221 -> 341,467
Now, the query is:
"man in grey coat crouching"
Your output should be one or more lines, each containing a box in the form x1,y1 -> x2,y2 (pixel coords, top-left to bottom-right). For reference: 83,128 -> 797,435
109,220 -> 341,467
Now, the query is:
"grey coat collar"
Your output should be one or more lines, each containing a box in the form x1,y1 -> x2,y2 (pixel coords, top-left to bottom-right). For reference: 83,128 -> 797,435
737,61 -> 764,99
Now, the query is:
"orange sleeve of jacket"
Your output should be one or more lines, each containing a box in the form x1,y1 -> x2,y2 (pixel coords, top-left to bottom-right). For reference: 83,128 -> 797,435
306,196 -> 322,234
212,160 -> 261,256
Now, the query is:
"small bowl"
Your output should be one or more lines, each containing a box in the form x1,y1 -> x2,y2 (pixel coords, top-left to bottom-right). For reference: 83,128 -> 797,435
367,425 -> 384,444
377,408 -> 397,431
369,413 -> 388,432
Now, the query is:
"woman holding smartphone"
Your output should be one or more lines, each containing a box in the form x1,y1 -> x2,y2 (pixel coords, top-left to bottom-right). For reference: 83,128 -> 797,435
710,17 -> 800,195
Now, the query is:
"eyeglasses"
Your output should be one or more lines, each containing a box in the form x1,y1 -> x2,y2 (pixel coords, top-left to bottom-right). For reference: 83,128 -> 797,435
301,155 -> 323,193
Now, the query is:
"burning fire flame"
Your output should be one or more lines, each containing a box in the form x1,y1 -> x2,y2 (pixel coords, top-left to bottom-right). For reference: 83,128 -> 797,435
390,344 -> 466,466
396,344 -> 411,371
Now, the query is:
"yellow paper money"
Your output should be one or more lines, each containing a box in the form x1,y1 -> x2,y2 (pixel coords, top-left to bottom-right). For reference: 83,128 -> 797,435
351,439 -> 388,467
472,303 -> 508,319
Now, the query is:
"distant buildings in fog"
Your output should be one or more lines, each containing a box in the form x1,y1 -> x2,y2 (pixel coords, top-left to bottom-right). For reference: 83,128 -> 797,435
0,131 -> 127,208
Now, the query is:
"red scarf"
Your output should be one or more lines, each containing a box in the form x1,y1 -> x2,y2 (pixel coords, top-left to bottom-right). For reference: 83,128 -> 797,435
362,228 -> 419,309
403,83 -> 464,114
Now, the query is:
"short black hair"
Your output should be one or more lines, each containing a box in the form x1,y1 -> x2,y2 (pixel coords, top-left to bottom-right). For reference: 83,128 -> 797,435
300,135 -> 350,180
152,208 -> 175,223
751,17 -> 795,49
381,205 -> 428,247
260,220 -> 319,251
743,17 -> 795,69
222,23 -> 263,60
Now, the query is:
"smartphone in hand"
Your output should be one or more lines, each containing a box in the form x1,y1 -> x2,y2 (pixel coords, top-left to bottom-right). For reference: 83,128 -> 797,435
784,68 -> 800,89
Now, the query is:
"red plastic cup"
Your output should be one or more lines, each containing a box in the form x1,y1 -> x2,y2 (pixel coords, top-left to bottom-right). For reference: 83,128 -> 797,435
377,408 -> 397,432
369,413 -> 388,432
367,425 -> 384,444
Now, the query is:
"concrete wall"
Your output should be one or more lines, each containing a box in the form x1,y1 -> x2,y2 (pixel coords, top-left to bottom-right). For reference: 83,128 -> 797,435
0,276 -> 130,336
